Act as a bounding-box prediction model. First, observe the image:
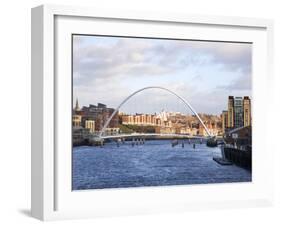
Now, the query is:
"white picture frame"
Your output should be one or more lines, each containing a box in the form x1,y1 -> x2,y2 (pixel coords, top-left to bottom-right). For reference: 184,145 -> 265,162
31,4 -> 274,221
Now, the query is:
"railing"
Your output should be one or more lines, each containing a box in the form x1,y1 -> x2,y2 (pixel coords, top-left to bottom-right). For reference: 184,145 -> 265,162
98,132 -> 208,139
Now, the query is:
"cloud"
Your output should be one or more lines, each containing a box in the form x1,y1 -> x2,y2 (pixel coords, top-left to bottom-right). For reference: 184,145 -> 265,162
73,35 -> 252,114
174,41 -> 252,72
73,36 -> 251,82
217,73 -> 251,91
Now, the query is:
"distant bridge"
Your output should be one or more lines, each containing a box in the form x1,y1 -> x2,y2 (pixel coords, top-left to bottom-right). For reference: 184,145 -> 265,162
97,86 -> 213,142
98,133 -> 206,140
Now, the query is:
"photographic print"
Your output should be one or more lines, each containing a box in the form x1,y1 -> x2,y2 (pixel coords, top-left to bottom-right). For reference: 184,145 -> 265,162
72,35 -> 252,190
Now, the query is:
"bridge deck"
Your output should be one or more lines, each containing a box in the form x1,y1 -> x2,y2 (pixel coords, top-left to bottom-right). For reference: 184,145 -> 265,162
99,133 -> 209,139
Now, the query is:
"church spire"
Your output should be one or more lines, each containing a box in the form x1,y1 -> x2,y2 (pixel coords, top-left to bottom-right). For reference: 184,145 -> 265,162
74,98 -> 80,111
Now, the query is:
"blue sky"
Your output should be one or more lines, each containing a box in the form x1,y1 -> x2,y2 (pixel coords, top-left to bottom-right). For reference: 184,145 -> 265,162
73,35 -> 251,115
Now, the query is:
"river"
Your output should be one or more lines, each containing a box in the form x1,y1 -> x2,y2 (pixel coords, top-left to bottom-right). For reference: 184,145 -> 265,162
72,139 -> 251,190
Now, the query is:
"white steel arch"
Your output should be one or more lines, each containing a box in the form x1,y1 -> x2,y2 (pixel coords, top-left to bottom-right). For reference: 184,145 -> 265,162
99,86 -> 212,138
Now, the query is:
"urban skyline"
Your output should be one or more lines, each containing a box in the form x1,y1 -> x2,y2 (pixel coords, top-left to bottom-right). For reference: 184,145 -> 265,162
73,95 -> 251,141
73,35 -> 252,115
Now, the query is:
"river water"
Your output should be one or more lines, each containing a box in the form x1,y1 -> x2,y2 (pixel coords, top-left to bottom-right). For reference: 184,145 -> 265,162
72,139 -> 251,190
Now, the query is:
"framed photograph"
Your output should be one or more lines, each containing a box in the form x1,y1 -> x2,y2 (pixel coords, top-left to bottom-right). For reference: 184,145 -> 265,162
31,4 -> 274,221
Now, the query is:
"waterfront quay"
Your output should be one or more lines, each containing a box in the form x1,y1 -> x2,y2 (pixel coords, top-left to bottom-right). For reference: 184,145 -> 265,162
223,146 -> 251,170
73,131 -> 208,147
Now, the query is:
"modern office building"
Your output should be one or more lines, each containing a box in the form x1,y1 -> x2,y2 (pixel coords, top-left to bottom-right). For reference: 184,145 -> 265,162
227,96 -> 234,128
222,110 -> 228,133
223,96 -> 251,132
234,97 -> 244,128
243,96 -> 251,127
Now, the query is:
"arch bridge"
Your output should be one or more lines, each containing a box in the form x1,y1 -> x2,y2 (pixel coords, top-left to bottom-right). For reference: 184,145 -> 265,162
96,86 -> 213,141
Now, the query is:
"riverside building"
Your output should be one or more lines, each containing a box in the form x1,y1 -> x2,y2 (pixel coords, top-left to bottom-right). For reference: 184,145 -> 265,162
222,96 -> 251,133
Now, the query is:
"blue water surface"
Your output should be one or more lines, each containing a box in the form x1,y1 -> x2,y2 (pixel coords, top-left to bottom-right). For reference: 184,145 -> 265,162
72,140 -> 251,190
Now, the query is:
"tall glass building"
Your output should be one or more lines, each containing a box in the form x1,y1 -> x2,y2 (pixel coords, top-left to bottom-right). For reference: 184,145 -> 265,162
224,96 -> 251,132
234,97 -> 244,128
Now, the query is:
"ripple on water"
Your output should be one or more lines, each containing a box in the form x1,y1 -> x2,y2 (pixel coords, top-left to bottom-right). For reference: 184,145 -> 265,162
72,140 -> 251,190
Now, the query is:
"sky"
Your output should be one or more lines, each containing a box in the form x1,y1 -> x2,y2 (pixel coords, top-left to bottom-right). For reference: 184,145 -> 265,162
73,35 -> 252,115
